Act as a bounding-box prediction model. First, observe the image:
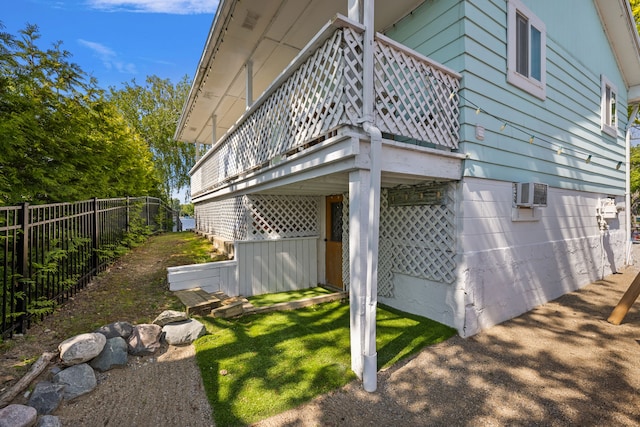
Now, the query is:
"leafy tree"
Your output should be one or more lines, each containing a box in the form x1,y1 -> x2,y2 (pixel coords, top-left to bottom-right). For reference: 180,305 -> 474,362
629,1 -> 640,213
109,76 -> 195,200
631,146 -> 640,212
0,23 -> 161,205
631,0 -> 640,33
181,203 -> 194,217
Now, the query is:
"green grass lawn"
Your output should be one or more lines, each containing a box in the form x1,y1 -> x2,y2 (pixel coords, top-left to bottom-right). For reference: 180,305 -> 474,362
194,301 -> 456,426
247,286 -> 334,307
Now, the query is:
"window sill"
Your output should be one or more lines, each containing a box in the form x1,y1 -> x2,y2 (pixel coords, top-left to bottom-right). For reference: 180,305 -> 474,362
507,71 -> 546,101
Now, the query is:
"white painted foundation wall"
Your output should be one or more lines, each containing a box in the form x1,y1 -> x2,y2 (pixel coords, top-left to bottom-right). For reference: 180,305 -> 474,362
167,236 -> 319,297
236,237 -> 319,296
379,177 -> 626,337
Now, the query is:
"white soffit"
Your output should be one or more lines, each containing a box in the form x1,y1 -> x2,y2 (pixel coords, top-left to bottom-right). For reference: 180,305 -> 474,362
175,0 -> 424,144
594,0 -> 640,103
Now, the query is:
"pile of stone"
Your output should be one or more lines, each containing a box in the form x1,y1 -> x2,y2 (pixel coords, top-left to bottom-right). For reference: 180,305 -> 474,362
0,310 -> 206,427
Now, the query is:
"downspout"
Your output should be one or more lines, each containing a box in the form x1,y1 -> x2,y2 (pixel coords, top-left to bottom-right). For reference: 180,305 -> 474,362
246,60 -> 253,110
626,104 -> 639,266
361,0 -> 380,393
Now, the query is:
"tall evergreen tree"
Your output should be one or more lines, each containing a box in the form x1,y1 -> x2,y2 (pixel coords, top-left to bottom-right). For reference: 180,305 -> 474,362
109,76 -> 195,200
0,24 -> 160,205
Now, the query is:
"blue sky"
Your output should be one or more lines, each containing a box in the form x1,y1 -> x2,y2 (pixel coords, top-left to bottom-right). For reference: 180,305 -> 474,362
2,0 -> 219,89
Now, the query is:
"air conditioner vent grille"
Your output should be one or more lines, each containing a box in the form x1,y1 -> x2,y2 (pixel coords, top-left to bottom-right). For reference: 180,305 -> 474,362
515,182 -> 548,207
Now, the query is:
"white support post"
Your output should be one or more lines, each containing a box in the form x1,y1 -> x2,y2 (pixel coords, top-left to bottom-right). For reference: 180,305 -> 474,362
246,60 -> 253,110
349,170 -> 370,379
211,113 -> 217,145
361,0 -> 380,393
626,105 -> 639,266
195,142 -> 201,163
347,0 -> 380,393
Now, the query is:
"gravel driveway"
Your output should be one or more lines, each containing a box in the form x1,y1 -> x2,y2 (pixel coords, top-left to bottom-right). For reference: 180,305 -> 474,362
255,252 -> 640,426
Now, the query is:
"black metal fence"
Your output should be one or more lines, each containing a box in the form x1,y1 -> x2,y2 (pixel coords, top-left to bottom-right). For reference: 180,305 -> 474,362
0,196 -> 177,339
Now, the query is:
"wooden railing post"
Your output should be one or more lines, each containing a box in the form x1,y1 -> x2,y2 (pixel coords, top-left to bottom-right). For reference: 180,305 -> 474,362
15,203 -> 29,334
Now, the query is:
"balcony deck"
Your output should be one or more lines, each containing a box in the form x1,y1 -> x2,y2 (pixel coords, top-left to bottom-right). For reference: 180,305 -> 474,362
190,15 -> 461,199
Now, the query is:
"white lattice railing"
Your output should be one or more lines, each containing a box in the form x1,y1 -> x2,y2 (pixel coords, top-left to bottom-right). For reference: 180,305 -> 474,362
374,34 -> 460,149
191,16 -> 461,197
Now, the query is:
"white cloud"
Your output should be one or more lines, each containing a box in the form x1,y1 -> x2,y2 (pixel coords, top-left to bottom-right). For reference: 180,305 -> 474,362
86,0 -> 219,14
78,39 -> 138,75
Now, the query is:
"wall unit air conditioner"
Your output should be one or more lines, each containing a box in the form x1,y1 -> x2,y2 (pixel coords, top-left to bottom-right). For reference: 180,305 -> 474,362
515,182 -> 548,207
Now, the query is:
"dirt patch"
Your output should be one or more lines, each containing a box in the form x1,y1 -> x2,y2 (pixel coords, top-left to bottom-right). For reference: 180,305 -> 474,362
0,233 -> 215,427
54,344 -> 213,426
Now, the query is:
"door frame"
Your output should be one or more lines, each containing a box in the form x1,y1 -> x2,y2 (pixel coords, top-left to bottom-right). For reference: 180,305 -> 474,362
325,194 -> 344,289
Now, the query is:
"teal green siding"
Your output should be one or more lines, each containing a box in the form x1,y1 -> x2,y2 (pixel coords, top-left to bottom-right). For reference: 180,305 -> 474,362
385,0 -> 629,195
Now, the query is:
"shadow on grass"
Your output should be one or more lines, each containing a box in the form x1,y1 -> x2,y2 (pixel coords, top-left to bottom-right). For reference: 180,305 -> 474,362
194,301 -> 455,426
253,274 -> 640,426
247,286 -> 334,307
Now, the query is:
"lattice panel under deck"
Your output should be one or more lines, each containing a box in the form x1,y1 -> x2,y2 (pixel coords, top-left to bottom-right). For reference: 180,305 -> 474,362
341,184 -> 457,297
381,185 -> 457,285
247,195 -> 319,240
194,196 -> 248,241
342,194 -> 350,292
373,37 -> 460,150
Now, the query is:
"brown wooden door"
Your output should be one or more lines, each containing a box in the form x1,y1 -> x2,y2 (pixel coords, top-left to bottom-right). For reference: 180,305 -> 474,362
325,195 -> 344,289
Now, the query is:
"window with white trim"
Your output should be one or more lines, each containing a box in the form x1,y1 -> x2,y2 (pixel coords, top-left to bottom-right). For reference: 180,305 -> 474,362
507,0 -> 546,100
601,75 -> 618,137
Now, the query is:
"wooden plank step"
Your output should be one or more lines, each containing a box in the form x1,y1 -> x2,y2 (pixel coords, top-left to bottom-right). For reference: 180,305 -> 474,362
210,301 -> 245,319
244,292 -> 347,315
173,287 -> 222,316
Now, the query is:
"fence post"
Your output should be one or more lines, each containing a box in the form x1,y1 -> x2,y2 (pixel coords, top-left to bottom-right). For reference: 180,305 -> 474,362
146,196 -> 150,227
15,203 -> 29,334
126,196 -> 130,233
92,198 -> 99,274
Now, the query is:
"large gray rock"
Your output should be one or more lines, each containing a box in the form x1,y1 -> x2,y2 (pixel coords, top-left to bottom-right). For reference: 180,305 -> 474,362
36,415 -> 61,427
95,321 -> 134,339
162,319 -> 207,345
0,404 -> 37,427
152,310 -> 188,327
27,382 -> 65,415
58,333 -> 106,366
127,324 -> 162,355
90,337 -> 128,372
52,363 -> 97,401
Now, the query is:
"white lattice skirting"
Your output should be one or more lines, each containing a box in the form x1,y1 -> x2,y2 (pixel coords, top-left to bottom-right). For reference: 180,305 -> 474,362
247,195 -> 319,240
342,183 -> 457,297
195,195 -> 319,242
194,196 -> 247,241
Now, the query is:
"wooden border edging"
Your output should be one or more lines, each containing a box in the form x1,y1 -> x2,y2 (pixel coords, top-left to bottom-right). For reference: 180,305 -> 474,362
244,292 -> 347,315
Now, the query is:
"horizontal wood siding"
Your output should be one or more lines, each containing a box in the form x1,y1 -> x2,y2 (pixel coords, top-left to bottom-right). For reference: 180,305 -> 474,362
236,237 -> 319,296
386,0 -> 628,195
167,260 -> 238,295
384,0 -> 465,70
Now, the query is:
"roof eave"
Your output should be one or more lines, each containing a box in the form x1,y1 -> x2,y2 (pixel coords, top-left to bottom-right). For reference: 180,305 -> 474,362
594,0 -> 640,104
174,0 -> 237,142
